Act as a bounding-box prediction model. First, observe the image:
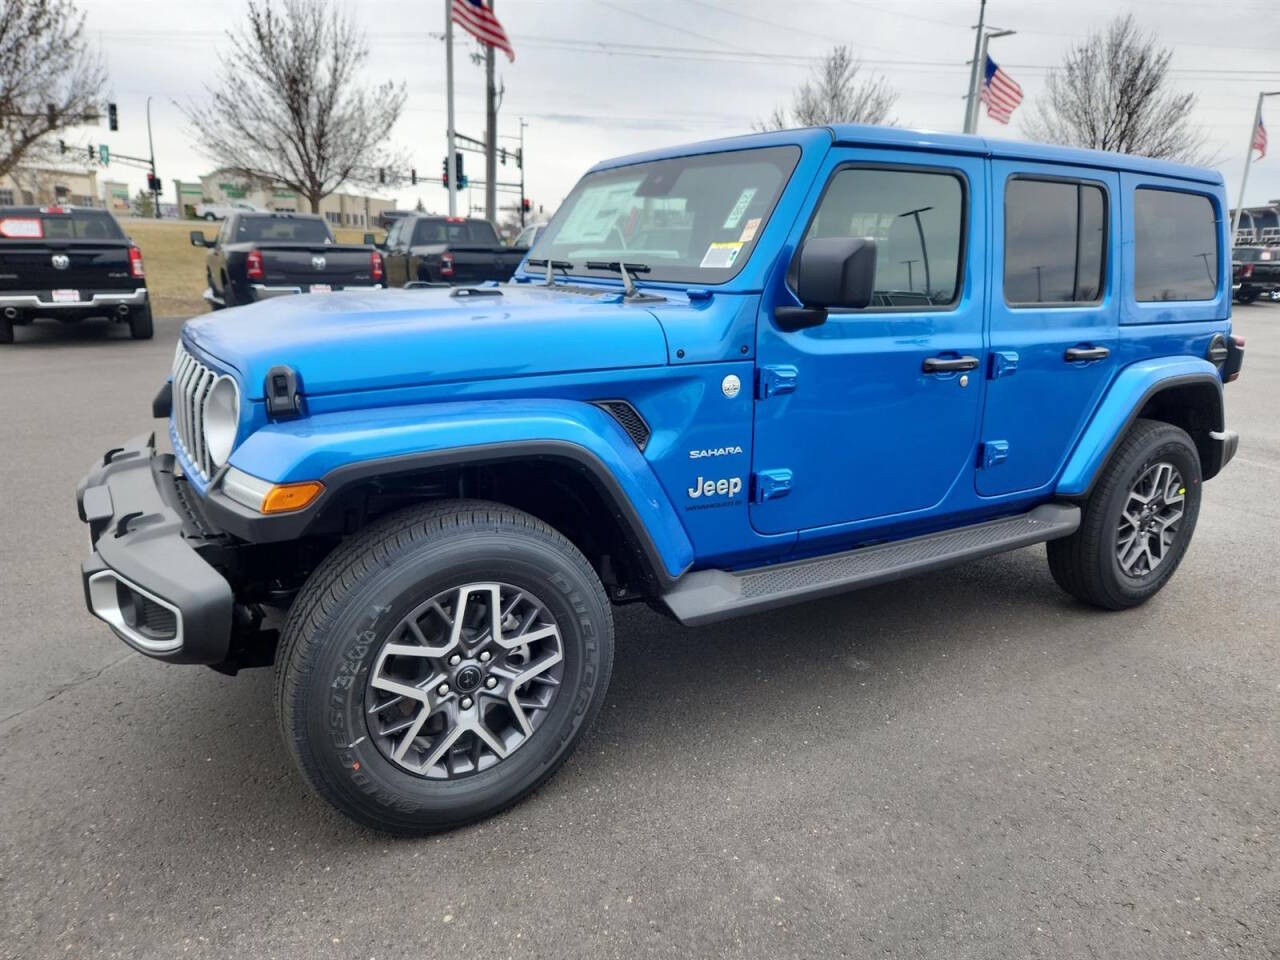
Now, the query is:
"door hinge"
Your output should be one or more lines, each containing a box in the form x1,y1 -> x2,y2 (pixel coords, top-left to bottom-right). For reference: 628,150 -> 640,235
980,440 -> 1010,469
989,351 -> 1019,379
752,468 -> 793,502
755,364 -> 798,399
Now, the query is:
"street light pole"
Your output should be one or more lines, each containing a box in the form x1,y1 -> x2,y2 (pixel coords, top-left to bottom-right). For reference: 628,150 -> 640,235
445,0 -> 457,217
962,0 -> 987,134
1231,91 -> 1280,244
967,27 -> 1016,134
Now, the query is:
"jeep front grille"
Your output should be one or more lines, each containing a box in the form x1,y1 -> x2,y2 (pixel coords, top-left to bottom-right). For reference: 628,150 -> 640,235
171,343 -> 218,481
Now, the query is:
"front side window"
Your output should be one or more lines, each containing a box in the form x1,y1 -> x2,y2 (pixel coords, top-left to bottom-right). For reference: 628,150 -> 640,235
533,145 -> 800,283
1134,188 -> 1218,301
1004,178 -> 1107,305
799,166 -> 965,308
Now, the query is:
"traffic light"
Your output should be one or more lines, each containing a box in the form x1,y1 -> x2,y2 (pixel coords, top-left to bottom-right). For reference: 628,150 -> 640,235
58,139 -> 67,155
454,151 -> 464,184
522,198 -> 531,213
107,103 -> 118,131
410,168 -> 417,186
87,144 -> 94,162
441,156 -> 449,186
147,172 -> 160,194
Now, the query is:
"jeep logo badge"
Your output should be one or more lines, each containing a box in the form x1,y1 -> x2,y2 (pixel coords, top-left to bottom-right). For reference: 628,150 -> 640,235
311,255 -> 326,271
51,254 -> 70,270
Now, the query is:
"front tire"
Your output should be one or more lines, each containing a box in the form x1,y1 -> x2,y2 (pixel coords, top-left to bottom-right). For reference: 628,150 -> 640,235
0,314 -> 11,344
275,500 -> 615,834
1048,419 -> 1202,610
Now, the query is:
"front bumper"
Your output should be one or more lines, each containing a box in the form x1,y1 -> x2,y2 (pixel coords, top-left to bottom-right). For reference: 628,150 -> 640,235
76,433 -> 234,663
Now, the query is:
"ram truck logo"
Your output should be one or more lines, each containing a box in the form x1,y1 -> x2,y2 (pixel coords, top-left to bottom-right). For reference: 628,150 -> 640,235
51,254 -> 70,270
311,255 -> 326,271
688,476 -> 743,499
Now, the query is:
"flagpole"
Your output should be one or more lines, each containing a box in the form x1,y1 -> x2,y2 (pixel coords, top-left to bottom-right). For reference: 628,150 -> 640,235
962,0 -> 986,134
446,0 -> 457,217
1231,91 -> 1279,245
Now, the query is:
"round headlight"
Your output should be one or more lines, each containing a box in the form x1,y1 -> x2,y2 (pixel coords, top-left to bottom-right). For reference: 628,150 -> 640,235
203,375 -> 240,467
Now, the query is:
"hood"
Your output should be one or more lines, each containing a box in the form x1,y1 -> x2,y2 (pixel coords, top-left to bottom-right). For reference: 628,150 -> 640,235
184,285 -> 670,399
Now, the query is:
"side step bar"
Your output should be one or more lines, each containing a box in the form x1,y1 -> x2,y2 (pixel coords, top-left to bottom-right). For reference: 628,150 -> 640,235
661,503 -> 1081,626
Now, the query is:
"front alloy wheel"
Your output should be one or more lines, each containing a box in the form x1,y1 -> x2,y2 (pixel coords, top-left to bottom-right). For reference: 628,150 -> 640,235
275,500 -> 614,834
367,583 -> 565,779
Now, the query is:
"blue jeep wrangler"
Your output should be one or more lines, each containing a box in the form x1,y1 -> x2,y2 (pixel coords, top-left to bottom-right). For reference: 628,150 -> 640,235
77,126 -> 1243,833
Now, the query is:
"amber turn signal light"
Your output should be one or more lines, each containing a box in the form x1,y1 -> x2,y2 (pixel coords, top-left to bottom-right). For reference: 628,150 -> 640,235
261,481 -> 324,514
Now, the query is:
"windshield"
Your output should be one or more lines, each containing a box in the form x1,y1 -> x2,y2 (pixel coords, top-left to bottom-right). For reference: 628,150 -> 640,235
531,145 -> 800,283
235,216 -> 333,244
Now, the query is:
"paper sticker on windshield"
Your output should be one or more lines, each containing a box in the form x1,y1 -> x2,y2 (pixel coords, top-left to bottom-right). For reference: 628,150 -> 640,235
738,217 -> 761,244
700,242 -> 743,269
0,218 -> 42,239
722,188 -> 757,229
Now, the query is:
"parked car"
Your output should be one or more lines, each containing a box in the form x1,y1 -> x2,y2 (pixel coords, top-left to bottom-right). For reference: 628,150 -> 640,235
381,215 -> 526,286
192,212 -> 383,308
0,205 -> 151,342
77,125 -> 1243,834
512,221 -> 547,249
194,200 -> 263,221
1232,245 -> 1280,304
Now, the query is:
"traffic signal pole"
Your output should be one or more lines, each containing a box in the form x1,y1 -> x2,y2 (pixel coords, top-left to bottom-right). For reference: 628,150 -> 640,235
146,96 -> 159,219
445,0 -> 458,216
484,1 -> 498,223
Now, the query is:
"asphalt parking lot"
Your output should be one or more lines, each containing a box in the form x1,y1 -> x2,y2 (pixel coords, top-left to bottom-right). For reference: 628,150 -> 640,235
1,305 -> 1277,959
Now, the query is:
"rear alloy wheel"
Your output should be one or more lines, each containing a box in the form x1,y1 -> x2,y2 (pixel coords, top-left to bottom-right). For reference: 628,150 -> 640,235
275,500 -> 614,834
1048,418 -> 1202,609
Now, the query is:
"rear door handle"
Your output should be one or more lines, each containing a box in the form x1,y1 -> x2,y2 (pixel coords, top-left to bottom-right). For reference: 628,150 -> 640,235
1064,345 -> 1110,363
922,355 -> 980,373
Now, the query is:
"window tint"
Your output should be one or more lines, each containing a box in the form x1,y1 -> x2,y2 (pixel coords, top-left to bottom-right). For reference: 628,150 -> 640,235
801,167 -> 965,308
1134,189 -> 1218,301
235,216 -> 333,244
1004,179 -> 1107,305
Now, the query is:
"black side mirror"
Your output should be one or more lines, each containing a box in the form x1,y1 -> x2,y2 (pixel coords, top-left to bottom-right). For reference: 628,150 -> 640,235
775,236 -> 877,331
189,230 -> 208,248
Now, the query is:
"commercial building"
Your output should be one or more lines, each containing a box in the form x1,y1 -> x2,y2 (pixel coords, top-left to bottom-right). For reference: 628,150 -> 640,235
101,180 -> 130,214
172,169 -> 394,228
0,166 -> 99,207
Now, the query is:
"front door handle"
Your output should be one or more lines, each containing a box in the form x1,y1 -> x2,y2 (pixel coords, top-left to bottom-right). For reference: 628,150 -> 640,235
1064,345 -> 1110,363
922,355 -> 980,374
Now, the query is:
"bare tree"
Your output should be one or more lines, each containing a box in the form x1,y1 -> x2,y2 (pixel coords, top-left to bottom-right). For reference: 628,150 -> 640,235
759,46 -> 896,130
184,0 -> 406,212
0,0 -> 107,180
1023,15 -> 1210,163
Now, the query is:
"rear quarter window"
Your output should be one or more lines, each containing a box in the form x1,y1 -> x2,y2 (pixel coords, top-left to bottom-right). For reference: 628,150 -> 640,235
1133,188 -> 1218,302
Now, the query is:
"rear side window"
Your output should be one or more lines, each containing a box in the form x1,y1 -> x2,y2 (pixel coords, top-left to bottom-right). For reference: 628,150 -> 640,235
1004,179 -> 1107,305
800,166 -> 965,308
1134,188 -> 1218,302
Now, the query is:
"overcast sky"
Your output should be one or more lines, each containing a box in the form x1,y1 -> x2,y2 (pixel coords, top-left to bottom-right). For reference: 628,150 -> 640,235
71,0 -> 1280,218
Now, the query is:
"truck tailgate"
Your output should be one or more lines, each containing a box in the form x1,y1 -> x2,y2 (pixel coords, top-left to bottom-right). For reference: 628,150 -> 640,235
256,244 -> 377,289
446,246 -> 524,284
0,242 -> 134,292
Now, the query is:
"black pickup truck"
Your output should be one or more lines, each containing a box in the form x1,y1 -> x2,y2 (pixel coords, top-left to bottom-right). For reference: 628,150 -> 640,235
192,212 -> 384,308
0,206 -> 151,342
1232,246 -> 1280,304
381,215 -> 526,286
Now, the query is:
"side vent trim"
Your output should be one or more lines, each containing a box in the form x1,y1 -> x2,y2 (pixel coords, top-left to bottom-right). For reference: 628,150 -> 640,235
592,400 -> 651,451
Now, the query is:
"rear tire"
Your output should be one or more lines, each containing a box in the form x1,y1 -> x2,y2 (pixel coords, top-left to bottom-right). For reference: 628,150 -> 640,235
1048,418 -> 1202,610
0,314 -> 12,344
1236,289 -> 1259,305
275,500 -> 615,834
128,304 -> 153,340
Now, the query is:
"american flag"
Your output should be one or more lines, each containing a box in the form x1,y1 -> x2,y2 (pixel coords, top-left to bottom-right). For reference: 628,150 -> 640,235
452,0 -> 514,62
1253,113 -> 1267,160
980,54 -> 1023,125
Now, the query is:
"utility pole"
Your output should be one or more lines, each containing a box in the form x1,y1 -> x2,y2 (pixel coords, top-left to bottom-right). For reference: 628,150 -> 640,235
146,96 -> 159,219
962,0 -> 987,134
1231,91 -> 1280,244
445,0 -> 457,216
518,117 -> 527,228
484,0 -> 498,224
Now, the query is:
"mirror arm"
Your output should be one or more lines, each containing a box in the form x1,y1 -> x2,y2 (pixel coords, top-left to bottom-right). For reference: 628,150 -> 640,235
774,304 -> 828,332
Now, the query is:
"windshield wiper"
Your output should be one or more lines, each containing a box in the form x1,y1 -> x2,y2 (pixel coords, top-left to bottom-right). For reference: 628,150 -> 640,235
527,258 -> 573,286
585,260 -> 653,299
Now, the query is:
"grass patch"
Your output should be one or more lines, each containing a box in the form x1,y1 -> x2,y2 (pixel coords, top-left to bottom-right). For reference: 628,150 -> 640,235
121,217 -> 386,318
